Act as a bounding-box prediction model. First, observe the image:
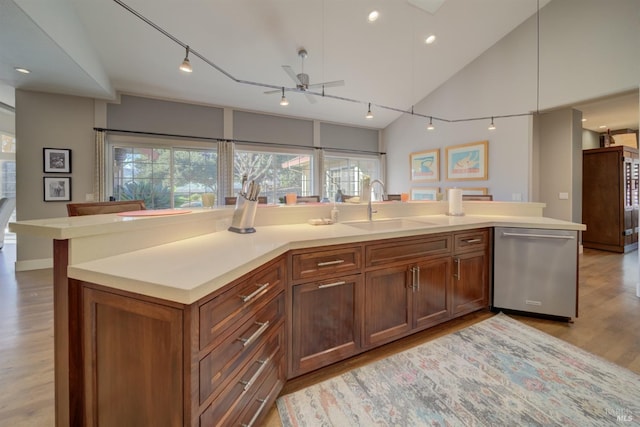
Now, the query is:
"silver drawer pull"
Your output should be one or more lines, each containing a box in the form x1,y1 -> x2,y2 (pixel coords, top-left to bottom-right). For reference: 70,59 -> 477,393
239,283 -> 270,303
463,238 -> 482,243
237,321 -> 270,347
502,232 -> 575,240
239,357 -> 270,391
318,281 -> 346,289
317,259 -> 345,267
241,393 -> 272,427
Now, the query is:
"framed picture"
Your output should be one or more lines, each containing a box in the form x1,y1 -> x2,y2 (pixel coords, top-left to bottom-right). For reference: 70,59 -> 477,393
445,140 -> 488,181
43,148 -> 72,173
459,187 -> 488,195
43,177 -> 71,202
410,149 -> 439,182
411,187 -> 440,201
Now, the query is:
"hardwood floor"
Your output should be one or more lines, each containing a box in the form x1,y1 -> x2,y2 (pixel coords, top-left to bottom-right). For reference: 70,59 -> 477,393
1,246 -> 638,426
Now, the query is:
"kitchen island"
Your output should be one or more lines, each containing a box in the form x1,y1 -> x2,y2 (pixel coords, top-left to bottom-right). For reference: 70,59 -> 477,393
10,201 -> 585,426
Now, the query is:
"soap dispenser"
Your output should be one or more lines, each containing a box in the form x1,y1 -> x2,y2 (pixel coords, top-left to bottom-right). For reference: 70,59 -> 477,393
331,204 -> 339,223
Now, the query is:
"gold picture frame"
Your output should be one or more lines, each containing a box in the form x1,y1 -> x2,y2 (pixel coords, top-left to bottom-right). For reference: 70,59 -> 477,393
410,187 -> 440,201
410,149 -> 439,182
445,140 -> 488,181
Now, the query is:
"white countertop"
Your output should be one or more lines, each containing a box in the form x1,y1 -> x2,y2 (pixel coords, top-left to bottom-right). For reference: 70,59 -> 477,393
66,213 -> 585,305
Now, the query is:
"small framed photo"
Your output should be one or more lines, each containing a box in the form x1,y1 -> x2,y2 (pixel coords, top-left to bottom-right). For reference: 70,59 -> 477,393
410,149 -> 439,182
43,148 -> 72,173
43,177 -> 71,202
411,187 -> 440,201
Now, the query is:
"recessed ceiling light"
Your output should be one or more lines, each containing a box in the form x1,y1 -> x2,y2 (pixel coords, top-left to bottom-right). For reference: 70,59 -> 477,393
368,10 -> 380,22
425,34 -> 436,44
15,67 -> 30,74
599,125 -> 607,129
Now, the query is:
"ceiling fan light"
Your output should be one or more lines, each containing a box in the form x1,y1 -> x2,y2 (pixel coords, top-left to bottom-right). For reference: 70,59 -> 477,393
180,46 -> 193,73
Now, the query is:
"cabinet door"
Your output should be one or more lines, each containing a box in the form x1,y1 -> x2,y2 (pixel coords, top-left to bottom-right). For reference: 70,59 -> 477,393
452,251 -> 488,316
82,287 -> 183,426
291,275 -> 362,377
363,266 -> 412,348
413,257 -> 451,330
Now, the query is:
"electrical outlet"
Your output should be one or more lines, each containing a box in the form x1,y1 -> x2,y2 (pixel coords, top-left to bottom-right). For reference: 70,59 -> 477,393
559,192 -> 569,200
511,193 -> 522,201
85,194 -> 95,201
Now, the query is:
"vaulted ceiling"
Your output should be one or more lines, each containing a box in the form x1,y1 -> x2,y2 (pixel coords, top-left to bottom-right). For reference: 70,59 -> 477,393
0,0 -> 636,132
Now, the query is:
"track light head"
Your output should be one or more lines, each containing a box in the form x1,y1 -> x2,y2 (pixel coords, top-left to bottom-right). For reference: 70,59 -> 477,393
280,87 -> 289,106
427,116 -> 435,131
488,117 -> 496,131
180,46 -> 193,73
366,103 -> 373,119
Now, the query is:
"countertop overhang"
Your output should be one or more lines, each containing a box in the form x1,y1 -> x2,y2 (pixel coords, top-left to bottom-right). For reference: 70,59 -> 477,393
65,213 -> 585,304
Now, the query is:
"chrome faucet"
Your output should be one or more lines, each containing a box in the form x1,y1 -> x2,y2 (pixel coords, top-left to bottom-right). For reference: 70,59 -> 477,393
367,179 -> 386,221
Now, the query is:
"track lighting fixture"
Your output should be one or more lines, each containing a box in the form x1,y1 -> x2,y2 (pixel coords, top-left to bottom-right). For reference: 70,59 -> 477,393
279,87 -> 289,106
115,0 -> 542,131
179,46 -> 192,73
365,103 -> 373,119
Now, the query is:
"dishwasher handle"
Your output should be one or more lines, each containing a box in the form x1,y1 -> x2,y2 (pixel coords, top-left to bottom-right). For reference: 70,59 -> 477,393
501,231 -> 575,240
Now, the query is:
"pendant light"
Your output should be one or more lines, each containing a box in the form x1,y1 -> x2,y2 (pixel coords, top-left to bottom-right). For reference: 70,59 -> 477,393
179,46 -> 192,73
279,87 -> 289,106
488,117 -> 496,131
427,116 -> 435,130
365,103 -> 373,119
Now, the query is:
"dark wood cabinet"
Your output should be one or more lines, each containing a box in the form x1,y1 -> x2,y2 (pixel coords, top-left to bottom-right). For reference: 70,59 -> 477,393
290,275 -> 363,377
413,256 -> 452,329
76,256 -> 286,427
451,229 -> 489,316
363,265 -> 412,347
583,146 -> 639,253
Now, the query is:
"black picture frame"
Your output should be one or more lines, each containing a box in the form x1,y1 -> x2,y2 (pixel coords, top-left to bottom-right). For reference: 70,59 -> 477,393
43,148 -> 72,173
43,177 -> 71,202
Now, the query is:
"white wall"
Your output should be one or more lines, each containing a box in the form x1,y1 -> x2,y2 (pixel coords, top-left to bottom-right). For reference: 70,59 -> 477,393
383,0 -> 640,202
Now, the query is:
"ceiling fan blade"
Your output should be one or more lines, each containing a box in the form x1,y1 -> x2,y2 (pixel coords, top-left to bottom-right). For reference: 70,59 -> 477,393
282,65 -> 303,86
263,88 -> 281,95
307,80 -> 345,89
304,93 -> 317,104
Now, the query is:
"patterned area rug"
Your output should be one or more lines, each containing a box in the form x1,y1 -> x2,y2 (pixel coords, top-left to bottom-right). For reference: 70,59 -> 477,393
277,313 -> 640,426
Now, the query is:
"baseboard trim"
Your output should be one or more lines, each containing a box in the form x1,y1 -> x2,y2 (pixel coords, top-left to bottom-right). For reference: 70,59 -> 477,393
15,258 -> 53,271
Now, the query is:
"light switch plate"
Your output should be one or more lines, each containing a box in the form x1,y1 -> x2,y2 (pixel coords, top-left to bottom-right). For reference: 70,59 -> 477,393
559,192 -> 569,200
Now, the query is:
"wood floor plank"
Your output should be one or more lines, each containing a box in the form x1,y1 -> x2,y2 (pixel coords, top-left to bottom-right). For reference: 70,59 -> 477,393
1,244 -> 638,427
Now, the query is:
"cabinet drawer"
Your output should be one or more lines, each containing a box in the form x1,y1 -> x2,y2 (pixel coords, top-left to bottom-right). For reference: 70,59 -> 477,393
199,292 -> 284,404
454,229 -> 489,254
291,246 -> 361,282
199,258 -> 284,349
235,364 -> 282,427
199,328 -> 283,426
365,233 -> 451,267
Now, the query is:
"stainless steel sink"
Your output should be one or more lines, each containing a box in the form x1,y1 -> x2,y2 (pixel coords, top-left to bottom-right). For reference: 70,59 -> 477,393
343,218 -> 427,231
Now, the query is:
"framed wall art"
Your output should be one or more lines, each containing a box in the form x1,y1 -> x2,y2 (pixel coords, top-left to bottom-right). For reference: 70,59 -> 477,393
445,140 -> 487,181
43,177 -> 71,202
410,149 -> 439,182
410,187 -> 439,201
43,148 -> 72,173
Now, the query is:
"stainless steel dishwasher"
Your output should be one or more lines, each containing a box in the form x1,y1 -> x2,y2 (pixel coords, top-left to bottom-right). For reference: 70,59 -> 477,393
493,227 -> 579,319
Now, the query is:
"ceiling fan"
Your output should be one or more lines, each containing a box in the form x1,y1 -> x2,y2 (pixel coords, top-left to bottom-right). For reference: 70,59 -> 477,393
265,48 -> 345,104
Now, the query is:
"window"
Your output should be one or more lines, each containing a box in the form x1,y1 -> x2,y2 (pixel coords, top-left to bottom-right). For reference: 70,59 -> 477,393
323,153 -> 380,202
234,147 -> 313,204
109,138 -> 217,209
